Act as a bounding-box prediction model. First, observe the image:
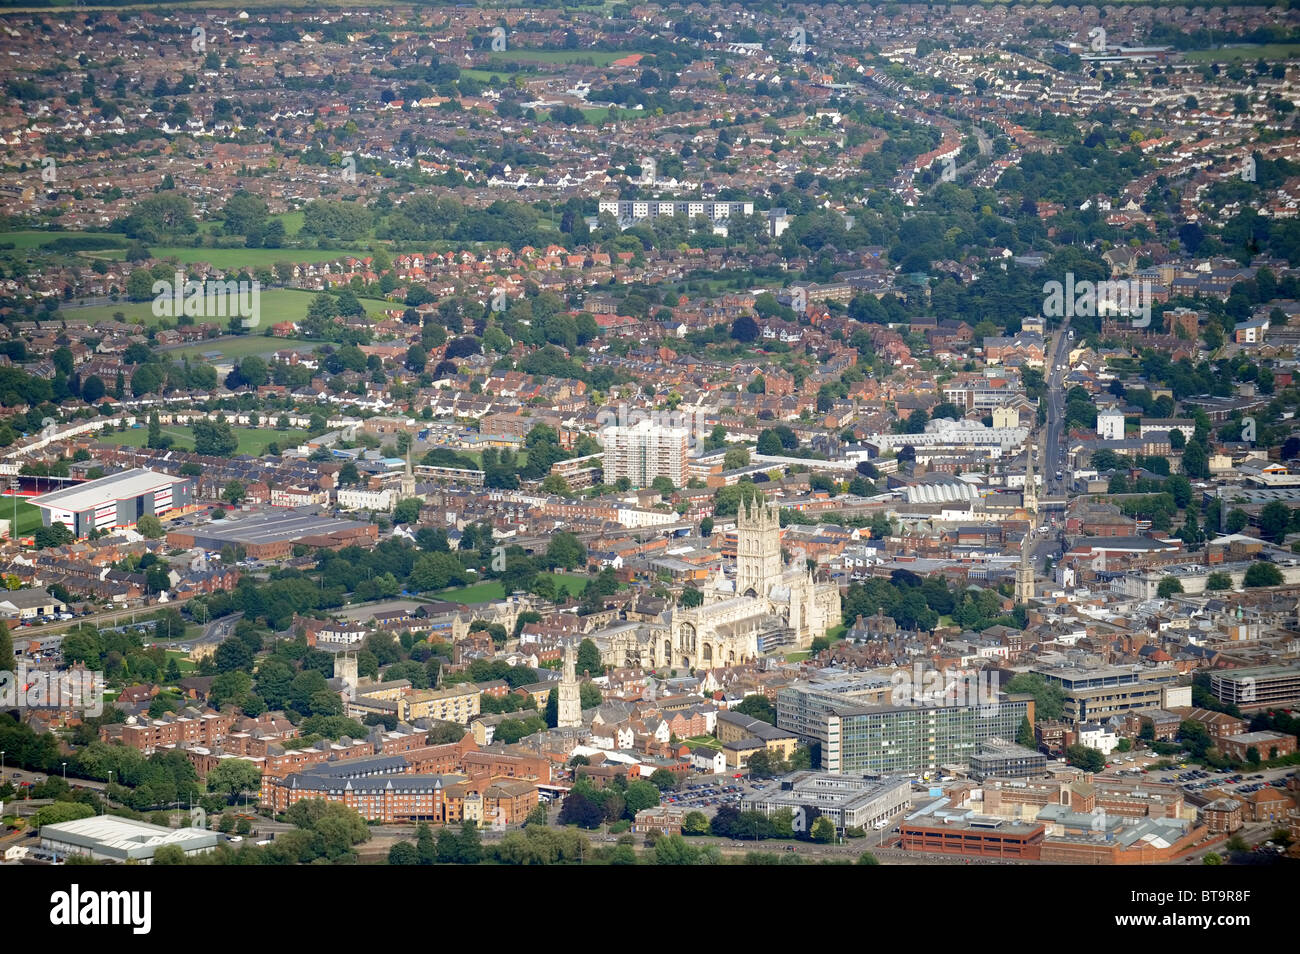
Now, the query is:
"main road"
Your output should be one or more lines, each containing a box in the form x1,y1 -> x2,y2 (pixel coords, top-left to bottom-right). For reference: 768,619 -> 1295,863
1043,315 -> 1072,496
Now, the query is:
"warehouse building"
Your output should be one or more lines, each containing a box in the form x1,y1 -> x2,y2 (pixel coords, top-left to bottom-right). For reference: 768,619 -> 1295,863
31,468 -> 191,537
40,815 -> 220,863
166,510 -> 378,559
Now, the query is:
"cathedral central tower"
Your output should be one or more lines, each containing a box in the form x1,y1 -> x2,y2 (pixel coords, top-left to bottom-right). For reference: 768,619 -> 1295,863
736,496 -> 781,598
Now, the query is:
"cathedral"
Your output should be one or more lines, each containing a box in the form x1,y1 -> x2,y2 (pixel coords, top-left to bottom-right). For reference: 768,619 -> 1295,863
598,497 -> 841,671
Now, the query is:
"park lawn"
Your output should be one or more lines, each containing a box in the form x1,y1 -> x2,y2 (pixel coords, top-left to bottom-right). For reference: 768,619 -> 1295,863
270,210 -> 305,235
0,496 -> 44,535
95,425 -> 309,457
484,49 -> 632,66
432,572 -> 594,605
686,735 -> 721,749
55,288 -> 393,330
163,650 -> 198,675
0,229 -> 355,269
1184,44 -> 1300,64
459,68 -> 535,83
440,448 -> 528,467
167,335 -> 300,363
535,106 -> 617,124
0,230 -> 121,250
784,650 -> 812,662
146,245 -> 352,269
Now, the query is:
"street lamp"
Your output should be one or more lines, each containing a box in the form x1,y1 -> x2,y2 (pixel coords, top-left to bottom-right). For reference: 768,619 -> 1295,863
61,762 -> 67,783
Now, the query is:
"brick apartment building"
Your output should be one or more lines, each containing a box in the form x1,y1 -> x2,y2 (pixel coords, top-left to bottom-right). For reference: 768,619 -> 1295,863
265,772 -> 456,821
104,710 -> 236,754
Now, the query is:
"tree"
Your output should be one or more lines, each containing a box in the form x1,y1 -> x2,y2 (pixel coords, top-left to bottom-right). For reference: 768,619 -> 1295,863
1065,743 -> 1106,773
206,759 -> 261,799
730,315 -> 759,342
545,532 -> 586,570
214,637 -> 253,673
1259,501 -> 1291,543
1016,715 -> 1035,749
1243,562 -> 1283,588
136,514 -> 164,539
654,833 -> 714,865
648,769 -> 678,792
1181,440 -> 1209,478
734,694 -> 776,725
0,620 -> 12,670
1205,571 -> 1233,591
415,822 -> 437,865
682,810 -> 710,835
152,845 -> 186,866
810,816 -> 836,844
146,411 -> 169,450
388,841 -> 418,865
576,638 -> 602,676
393,498 -> 422,525
405,345 -> 428,374
33,523 -> 74,549
747,749 -> 777,778
222,481 -> 246,506
192,419 -> 239,457
623,779 -> 661,817
857,852 -> 880,865
82,375 -> 105,404
1157,577 -> 1184,598
558,790 -> 605,829
525,804 -> 548,827
32,802 -> 95,827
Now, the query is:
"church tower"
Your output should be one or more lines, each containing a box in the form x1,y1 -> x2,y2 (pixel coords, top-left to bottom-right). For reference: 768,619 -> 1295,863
556,641 -> 582,728
736,496 -> 781,598
336,651 -> 358,702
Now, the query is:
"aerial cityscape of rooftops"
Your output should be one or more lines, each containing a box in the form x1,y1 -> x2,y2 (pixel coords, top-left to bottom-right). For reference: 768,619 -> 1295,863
1,0 -> 1300,876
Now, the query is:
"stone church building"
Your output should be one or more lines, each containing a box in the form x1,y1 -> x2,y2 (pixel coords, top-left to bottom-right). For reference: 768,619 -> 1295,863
596,497 -> 841,671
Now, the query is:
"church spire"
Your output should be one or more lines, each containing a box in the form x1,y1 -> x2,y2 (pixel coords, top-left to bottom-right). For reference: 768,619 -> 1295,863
401,438 -> 416,500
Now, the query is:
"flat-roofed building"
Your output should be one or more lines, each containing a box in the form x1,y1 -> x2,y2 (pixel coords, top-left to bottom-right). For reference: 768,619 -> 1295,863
778,680 -> 1031,775
600,418 -> 689,488
167,511 -> 378,559
899,803 -> 1045,859
968,738 -> 1048,780
1210,665 -> 1300,711
32,468 -> 190,537
742,771 -> 913,832
40,815 -> 220,863
1033,664 -> 1184,722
